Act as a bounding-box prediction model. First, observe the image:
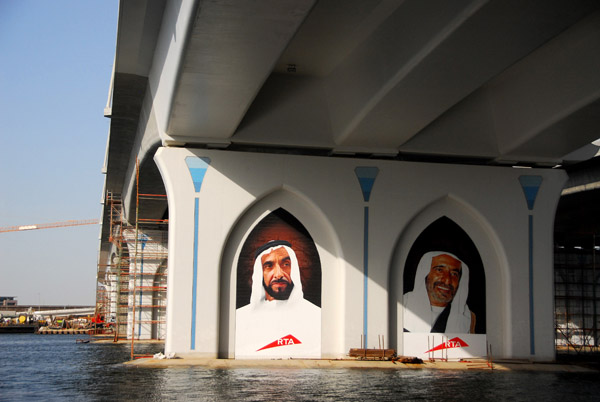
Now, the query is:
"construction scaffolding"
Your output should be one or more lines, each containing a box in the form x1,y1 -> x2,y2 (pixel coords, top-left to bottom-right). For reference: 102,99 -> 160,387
554,236 -> 600,355
94,194 -> 132,340
95,163 -> 169,359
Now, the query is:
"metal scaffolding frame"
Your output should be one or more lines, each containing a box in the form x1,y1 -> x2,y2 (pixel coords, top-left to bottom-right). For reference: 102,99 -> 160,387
554,235 -> 600,355
94,160 -> 168,359
93,193 -> 129,340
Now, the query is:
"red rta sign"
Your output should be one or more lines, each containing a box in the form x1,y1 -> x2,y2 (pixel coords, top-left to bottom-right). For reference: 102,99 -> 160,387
425,337 -> 469,353
257,334 -> 302,351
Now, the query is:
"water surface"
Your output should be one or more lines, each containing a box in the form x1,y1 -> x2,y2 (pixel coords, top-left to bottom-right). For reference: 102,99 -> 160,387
1,334 -> 598,401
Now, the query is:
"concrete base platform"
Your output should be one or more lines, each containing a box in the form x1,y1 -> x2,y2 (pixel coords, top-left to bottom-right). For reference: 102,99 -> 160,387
124,357 -> 596,372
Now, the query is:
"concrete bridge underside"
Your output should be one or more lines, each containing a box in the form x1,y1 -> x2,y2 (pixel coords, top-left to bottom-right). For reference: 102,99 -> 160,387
98,0 -> 600,360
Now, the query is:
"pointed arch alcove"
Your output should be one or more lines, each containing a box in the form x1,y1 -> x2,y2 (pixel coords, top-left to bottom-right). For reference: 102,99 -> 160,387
389,195 -> 510,357
402,217 -> 486,334
218,187 -> 344,359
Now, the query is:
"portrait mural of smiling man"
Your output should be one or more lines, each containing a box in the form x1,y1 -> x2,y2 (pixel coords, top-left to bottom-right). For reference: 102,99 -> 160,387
404,251 -> 475,333
403,217 -> 486,358
235,209 -> 321,359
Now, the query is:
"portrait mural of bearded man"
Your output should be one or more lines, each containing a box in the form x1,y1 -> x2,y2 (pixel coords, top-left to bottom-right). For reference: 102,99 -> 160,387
404,251 -> 475,333
403,217 -> 486,335
235,208 -> 322,359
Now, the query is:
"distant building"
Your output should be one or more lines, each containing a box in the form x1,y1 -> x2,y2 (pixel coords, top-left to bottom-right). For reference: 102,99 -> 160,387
0,297 -> 17,307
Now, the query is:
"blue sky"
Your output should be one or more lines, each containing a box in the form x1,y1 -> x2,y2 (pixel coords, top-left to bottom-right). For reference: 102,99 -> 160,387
0,1 -> 118,305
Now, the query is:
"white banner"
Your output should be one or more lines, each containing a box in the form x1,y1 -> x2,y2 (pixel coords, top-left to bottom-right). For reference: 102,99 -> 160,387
403,333 -> 487,360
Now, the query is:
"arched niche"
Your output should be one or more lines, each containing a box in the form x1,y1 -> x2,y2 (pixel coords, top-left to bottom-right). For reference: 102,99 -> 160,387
218,187 -> 343,359
402,217 -> 486,334
234,208 -> 322,358
235,208 -> 322,309
389,195 -> 509,356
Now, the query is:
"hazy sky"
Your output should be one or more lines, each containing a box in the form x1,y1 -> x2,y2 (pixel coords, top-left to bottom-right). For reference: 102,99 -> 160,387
0,1 -> 118,305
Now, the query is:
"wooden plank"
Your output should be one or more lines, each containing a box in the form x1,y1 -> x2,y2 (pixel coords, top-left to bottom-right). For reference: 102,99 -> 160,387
348,348 -> 396,358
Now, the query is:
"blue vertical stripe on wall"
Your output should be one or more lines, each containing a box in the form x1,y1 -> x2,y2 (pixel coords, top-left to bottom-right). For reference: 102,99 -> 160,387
529,214 -> 535,355
355,167 -> 379,347
185,157 -> 211,350
519,175 -> 542,355
191,198 -> 199,350
363,206 -> 369,346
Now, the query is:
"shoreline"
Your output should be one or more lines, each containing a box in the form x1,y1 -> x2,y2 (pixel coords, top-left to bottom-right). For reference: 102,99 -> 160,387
124,357 -> 596,372
85,338 -> 598,372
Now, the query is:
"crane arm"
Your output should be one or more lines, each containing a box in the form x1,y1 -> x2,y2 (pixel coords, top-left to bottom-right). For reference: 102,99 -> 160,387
0,219 -> 99,233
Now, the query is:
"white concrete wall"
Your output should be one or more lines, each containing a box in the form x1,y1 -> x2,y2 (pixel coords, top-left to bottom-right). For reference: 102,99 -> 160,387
155,147 -> 566,361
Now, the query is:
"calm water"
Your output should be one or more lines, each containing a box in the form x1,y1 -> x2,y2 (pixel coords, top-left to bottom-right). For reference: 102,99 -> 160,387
1,334 -> 599,401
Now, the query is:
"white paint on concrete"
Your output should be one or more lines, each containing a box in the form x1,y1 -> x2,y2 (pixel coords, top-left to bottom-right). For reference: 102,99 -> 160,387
154,147 -> 566,361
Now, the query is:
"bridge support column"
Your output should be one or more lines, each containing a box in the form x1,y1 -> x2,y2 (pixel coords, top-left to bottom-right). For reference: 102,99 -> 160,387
154,145 -> 568,360
155,148 -> 221,357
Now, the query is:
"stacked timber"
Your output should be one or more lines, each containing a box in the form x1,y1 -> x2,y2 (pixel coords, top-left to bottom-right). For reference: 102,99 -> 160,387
348,348 -> 396,360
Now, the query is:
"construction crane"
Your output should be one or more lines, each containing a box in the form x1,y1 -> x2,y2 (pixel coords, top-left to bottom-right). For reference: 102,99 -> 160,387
0,219 -> 99,233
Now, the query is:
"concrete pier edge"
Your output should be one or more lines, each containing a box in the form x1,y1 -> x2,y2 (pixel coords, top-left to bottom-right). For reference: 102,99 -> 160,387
123,357 -> 595,372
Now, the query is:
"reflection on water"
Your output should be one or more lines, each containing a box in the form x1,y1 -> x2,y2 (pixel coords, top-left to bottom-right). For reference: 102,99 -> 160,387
1,334 -> 599,401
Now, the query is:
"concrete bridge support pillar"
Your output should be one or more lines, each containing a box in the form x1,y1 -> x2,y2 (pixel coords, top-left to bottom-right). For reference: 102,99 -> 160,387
154,145 -> 568,361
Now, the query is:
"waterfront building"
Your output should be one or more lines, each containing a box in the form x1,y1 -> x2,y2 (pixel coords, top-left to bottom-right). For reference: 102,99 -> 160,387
0,297 -> 18,307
